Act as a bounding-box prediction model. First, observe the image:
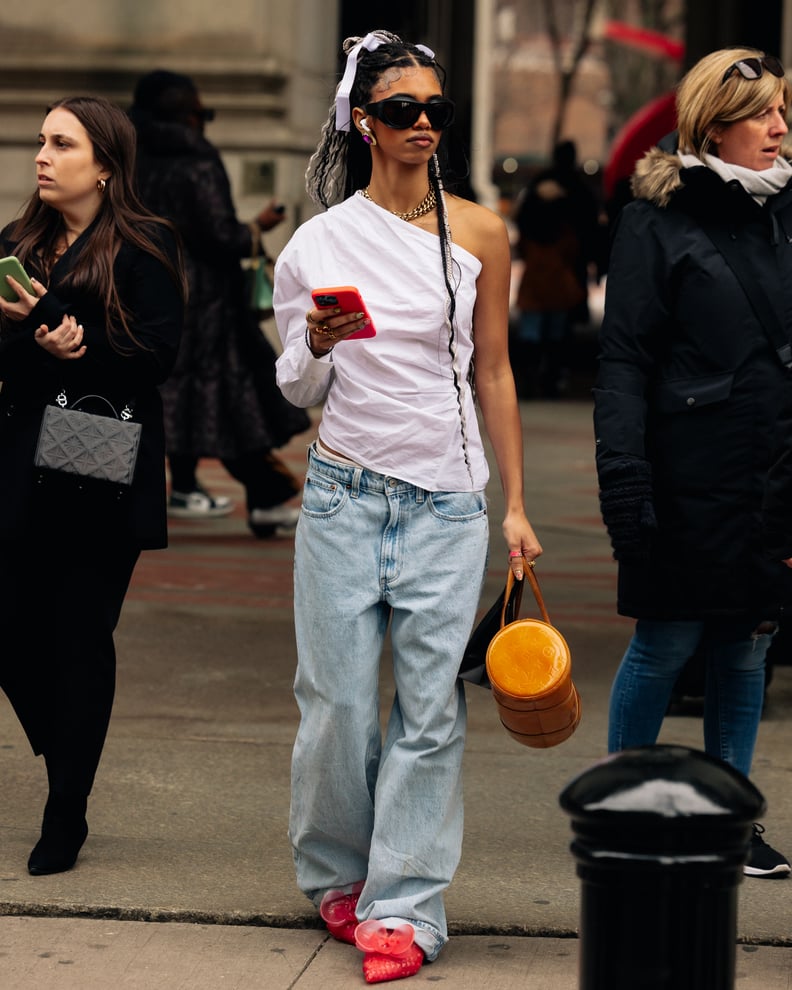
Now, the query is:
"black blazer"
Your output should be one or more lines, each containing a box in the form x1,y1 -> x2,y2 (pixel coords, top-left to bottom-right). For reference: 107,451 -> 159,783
0,223 -> 183,549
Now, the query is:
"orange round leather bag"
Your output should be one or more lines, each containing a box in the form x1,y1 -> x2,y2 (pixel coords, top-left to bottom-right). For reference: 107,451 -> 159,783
485,567 -> 581,748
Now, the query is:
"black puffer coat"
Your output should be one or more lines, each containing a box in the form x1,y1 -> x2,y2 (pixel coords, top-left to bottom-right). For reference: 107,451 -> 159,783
594,147 -> 792,619
133,119 -> 309,458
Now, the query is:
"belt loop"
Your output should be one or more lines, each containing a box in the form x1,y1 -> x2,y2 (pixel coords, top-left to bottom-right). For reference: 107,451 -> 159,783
350,467 -> 363,498
415,487 -> 425,504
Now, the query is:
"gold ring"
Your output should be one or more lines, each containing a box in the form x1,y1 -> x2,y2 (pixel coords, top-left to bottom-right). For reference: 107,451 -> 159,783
528,560 -> 536,568
314,325 -> 333,335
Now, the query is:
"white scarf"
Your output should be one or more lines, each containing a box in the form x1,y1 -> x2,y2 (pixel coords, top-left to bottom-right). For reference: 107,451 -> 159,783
679,151 -> 792,204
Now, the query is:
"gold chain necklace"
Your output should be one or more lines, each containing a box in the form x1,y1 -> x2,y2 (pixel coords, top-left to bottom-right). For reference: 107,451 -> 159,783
359,186 -> 436,221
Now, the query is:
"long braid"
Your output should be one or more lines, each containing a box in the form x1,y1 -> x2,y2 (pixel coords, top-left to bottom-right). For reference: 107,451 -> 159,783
431,155 -> 474,485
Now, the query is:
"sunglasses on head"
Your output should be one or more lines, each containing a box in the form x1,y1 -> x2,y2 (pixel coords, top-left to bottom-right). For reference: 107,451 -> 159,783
364,96 -> 455,130
721,55 -> 785,85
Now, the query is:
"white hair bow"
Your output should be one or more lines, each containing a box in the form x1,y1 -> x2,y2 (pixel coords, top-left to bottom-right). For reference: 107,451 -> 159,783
335,32 -> 435,132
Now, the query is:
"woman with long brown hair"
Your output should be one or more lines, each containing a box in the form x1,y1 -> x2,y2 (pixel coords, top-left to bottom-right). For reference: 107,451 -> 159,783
0,96 -> 184,875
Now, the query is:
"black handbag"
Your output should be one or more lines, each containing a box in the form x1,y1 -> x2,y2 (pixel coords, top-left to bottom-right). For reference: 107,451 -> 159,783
34,390 -> 141,487
458,573 -> 524,687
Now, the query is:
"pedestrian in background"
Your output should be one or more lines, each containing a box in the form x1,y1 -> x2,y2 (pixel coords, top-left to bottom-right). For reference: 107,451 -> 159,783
595,46 -> 792,878
274,29 -> 542,984
0,96 -> 185,874
512,140 -> 602,398
129,70 -> 309,537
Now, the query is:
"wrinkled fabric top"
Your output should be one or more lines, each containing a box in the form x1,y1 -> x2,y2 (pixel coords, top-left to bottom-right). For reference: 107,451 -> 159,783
274,193 -> 488,491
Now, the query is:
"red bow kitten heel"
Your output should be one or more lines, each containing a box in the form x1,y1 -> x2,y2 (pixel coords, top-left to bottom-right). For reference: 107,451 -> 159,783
319,881 -> 364,944
355,920 -> 424,983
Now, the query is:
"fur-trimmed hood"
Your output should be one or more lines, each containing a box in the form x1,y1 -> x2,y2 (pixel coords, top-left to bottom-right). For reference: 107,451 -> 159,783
630,148 -> 684,207
630,144 -> 792,208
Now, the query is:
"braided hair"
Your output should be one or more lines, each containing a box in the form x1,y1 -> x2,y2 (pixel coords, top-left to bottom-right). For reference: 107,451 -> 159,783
305,31 -> 445,207
306,30 -> 473,481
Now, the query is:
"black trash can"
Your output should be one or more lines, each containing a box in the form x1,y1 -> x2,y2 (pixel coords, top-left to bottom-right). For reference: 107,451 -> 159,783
559,744 -> 765,990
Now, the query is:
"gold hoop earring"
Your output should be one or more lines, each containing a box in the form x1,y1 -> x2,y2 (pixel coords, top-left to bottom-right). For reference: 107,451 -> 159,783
97,177 -> 107,193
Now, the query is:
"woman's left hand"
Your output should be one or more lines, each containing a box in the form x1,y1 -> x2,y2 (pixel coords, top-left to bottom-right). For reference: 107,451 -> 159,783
34,314 -> 86,360
305,306 -> 371,351
504,511 -> 543,580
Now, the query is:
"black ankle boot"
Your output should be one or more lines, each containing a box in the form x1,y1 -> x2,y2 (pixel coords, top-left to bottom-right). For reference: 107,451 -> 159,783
28,797 -> 89,876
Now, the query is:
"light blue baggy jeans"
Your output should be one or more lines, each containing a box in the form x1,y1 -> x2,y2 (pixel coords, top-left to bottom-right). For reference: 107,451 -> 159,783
608,617 -> 774,777
288,444 -> 490,961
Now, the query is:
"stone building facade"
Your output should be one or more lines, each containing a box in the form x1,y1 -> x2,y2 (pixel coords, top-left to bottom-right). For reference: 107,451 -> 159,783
0,0 -> 342,254
1,0 -> 792,236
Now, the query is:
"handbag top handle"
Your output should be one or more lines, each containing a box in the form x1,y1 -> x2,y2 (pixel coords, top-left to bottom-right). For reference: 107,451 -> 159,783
56,390 -> 135,421
500,564 -> 551,628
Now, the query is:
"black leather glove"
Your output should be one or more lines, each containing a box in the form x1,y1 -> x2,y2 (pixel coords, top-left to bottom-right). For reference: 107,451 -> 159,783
597,455 -> 657,563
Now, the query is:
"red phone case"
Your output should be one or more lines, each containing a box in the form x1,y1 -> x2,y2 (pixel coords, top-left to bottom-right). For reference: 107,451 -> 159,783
311,286 -> 377,339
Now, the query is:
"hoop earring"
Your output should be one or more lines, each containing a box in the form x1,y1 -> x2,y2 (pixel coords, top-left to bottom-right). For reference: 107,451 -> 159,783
97,177 -> 107,193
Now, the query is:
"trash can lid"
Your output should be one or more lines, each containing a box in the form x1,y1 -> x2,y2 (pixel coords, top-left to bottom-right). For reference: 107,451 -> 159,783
559,744 -> 765,822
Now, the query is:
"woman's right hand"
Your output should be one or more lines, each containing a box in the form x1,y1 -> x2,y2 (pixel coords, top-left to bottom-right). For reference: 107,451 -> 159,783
34,314 -> 86,360
0,275 -> 46,321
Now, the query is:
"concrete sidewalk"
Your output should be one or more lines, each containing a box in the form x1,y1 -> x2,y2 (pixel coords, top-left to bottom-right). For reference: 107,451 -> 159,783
2,399 -> 792,988
4,917 -> 792,989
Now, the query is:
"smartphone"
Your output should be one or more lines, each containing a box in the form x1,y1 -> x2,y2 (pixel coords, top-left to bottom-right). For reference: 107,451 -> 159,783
311,285 -> 376,339
0,256 -> 34,302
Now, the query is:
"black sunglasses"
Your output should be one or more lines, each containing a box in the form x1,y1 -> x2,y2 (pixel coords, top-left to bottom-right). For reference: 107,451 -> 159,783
721,55 -> 785,85
364,96 -> 455,130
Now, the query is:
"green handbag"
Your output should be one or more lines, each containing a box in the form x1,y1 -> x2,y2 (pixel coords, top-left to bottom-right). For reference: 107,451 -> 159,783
245,234 -> 275,317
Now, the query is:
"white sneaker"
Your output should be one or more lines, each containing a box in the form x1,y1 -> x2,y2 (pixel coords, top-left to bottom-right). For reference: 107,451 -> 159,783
249,505 -> 301,527
168,488 -> 235,519
249,504 -> 300,538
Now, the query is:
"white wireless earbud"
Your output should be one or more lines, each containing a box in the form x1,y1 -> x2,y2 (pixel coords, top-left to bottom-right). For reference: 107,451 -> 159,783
360,118 -> 372,135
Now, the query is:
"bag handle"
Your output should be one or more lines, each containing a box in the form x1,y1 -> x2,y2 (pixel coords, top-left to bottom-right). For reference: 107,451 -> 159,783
500,564 -> 551,628
247,222 -> 274,267
56,390 -> 136,421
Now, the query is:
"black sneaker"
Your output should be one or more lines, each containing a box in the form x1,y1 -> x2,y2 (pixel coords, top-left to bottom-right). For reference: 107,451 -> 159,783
168,488 -> 234,519
744,823 -> 791,878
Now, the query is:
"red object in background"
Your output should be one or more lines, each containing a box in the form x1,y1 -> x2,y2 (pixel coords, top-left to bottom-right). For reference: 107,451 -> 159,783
603,90 -> 678,200
602,21 -> 685,62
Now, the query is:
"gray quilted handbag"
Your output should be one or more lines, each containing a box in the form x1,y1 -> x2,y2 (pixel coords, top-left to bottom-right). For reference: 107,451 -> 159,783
34,390 -> 141,486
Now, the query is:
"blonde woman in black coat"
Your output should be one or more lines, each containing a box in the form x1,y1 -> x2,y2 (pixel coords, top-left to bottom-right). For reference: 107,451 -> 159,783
0,96 -> 184,875
595,48 -> 792,877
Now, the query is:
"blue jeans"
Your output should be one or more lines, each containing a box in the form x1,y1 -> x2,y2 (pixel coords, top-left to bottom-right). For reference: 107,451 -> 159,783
516,310 -> 569,344
289,445 -> 489,960
608,618 -> 774,776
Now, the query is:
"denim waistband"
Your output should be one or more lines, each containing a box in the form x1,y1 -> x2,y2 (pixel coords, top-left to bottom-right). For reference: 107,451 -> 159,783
307,442 -> 425,498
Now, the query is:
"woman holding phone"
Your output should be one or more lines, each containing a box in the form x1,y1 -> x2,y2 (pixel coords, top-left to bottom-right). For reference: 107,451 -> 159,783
274,30 -> 541,984
0,96 -> 184,875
